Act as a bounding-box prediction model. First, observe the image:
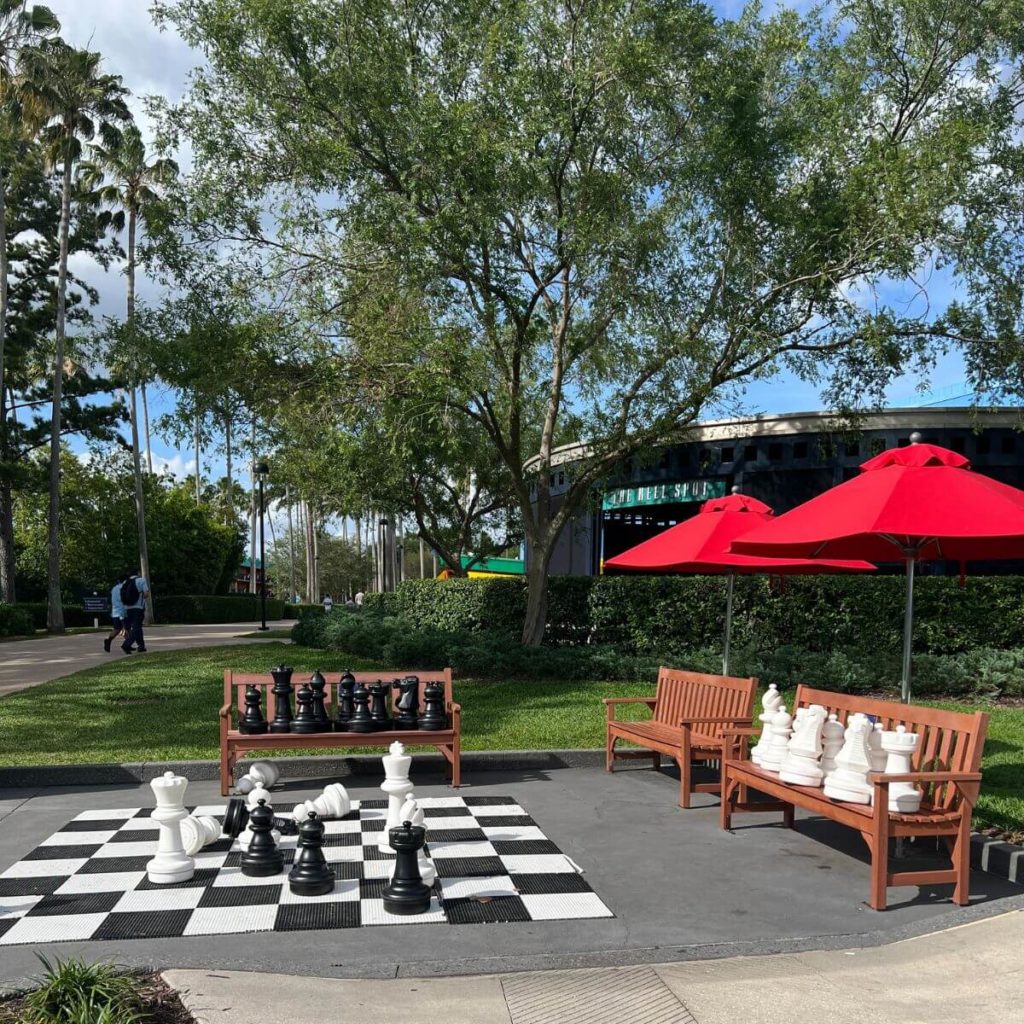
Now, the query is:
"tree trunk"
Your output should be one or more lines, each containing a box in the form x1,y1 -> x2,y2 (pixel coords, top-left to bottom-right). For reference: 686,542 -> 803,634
0,476 -> 15,603
194,407 -> 201,503
312,513 -> 320,603
0,165 -> 8,442
286,484 -> 296,601
522,544 -> 552,646
0,173 -> 12,601
249,414 -> 257,594
46,155 -> 73,633
419,537 -> 425,579
224,409 -> 233,520
141,380 -> 153,474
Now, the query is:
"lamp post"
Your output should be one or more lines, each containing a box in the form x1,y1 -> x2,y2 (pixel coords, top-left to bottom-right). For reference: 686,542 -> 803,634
255,459 -> 270,631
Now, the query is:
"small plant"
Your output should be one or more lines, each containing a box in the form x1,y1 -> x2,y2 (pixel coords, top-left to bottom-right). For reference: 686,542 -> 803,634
22,956 -> 146,1024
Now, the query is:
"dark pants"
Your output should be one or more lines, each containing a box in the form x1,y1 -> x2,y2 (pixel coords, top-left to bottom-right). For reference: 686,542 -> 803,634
124,608 -> 145,650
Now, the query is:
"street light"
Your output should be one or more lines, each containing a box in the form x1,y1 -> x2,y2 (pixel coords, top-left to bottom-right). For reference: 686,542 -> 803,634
255,459 -> 270,631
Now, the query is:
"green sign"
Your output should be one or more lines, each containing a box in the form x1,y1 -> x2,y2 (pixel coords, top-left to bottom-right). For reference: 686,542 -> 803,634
602,479 -> 726,511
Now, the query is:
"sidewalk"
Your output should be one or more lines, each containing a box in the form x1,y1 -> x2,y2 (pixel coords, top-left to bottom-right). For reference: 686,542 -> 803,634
0,622 -> 279,696
164,909 -> 1024,1024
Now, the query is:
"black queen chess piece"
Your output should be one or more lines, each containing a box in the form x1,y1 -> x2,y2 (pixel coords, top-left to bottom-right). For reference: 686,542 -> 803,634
291,683 -> 320,734
348,681 -> 375,733
269,665 -> 294,734
288,810 -> 335,896
238,684 -> 268,734
309,670 -> 330,730
393,676 -> 420,730
382,820 -> 432,915
333,670 -> 356,732
368,681 -> 393,731
240,799 -> 284,877
419,681 -> 447,731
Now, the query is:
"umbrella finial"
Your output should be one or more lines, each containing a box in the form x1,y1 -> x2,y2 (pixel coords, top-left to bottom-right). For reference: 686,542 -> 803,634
909,431 -> 922,444
731,485 -> 741,494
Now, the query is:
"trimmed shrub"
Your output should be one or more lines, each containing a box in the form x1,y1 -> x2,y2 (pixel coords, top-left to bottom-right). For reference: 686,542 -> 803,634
282,603 -> 325,620
16,602 -> 100,630
153,594 -> 285,624
363,592 -> 399,616
0,602 -> 34,636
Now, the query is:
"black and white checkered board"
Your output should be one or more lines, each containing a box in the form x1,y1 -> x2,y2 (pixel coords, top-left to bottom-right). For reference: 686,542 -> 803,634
0,797 -> 612,944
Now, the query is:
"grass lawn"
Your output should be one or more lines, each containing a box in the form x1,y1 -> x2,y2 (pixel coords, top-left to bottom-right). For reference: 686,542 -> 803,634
0,641 -> 1021,839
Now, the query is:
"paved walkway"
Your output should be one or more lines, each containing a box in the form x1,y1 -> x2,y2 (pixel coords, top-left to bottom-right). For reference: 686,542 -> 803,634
0,622 -> 279,696
164,909 -> 1024,1023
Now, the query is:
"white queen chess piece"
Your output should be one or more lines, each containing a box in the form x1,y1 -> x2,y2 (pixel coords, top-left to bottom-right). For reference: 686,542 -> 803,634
822,713 -> 874,804
180,814 -> 221,857
750,684 -> 782,765
379,741 -> 415,854
820,714 -> 845,779
779,704 -> 827,787
878,725 -> 923,812
398,795 -> 436,885
146,771 -> 195,884
759,705 -> 793,773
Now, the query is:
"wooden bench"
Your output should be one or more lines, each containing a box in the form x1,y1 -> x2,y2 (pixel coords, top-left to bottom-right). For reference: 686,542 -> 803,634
720,686 -> 989,910
220,669 -> 460,796
604,667 -> 758,807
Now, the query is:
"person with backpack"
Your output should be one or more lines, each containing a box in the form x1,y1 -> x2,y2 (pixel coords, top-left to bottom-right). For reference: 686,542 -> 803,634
103,574 -> 129,653
120,570 -> 150,654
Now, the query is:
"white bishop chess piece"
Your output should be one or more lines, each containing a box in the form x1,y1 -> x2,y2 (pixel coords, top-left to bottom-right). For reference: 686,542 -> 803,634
822,713 -> 874,804
291,783 -> 351,824
180,814 -> 222,857
146,771 -> 195,884
820,714 -> 845,779
758,705 -> 793,773
398,795 -> 436,885
779,704 -> 827,787
379,741 -> 415,854
878,725 -> 923,812
750,684 -> 782,766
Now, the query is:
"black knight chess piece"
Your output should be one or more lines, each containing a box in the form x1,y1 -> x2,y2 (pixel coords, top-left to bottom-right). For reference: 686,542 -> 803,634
393,676 -> 420,730
288,811 -> 335,896
238,684 -> 268,734
309,670 -> 330,730
291,683 -> 320,734
240,799 -> 284,877
419,681 -> 447,730
368,682 -> 392,731
333,670 -> 356,732
269,664 -> 294,734
348,681 -> 375,733
383,820 -> 432,915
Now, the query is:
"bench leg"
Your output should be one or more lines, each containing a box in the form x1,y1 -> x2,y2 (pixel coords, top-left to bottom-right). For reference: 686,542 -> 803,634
220,745 -> 232,797
869,790 -> 890,911
952,811 -> 971,906
450,742 -> 461,789
652,751 -> 662,771
605,733 -> 617,772
783,803 -> 794,829
720,772 -> 738,830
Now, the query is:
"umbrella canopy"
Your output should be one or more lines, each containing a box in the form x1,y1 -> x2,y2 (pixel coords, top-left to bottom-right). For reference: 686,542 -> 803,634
731,435 -> 1024,700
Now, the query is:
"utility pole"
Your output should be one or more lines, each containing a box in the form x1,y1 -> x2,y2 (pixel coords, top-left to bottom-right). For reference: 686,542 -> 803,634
286,484 -> 296,602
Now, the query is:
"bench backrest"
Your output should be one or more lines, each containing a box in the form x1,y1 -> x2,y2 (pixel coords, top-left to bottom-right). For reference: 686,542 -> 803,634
793,685 -> 989,811
225,668 -> 454,724
653,667 -> 758,737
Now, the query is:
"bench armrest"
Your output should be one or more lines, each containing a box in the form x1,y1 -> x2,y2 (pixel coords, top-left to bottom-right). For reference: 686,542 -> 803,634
869,771 -> 982,784
720,726 -> 760,737
219,701 -> 233,720
604,697 -> 656,722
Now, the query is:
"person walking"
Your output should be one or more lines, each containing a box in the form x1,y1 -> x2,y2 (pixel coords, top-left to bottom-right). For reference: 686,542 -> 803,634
103,574 -> 128,653
120,570 -> 150,654
322,592 -> 334,613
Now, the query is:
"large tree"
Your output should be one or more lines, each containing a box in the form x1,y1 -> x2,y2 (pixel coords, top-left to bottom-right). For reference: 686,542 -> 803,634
159,0 -> 1024,642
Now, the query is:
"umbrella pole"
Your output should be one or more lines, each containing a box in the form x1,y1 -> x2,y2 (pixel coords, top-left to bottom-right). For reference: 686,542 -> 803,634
901,555 -> 916,704
723,573 -> 735,676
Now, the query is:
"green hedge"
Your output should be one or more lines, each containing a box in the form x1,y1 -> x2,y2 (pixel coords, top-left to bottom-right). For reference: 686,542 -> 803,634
154,594 -> 285,623
16,602 -> 102,630
0,603 -> 34,636
282,603 -> 325,620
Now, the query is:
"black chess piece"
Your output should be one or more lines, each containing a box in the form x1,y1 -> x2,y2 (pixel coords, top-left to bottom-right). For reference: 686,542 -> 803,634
224,797 -> 298,839
383,820 -> 432,915
348,682 -> 374,733
240,799 -> 284,877
393,676 -> 420,730
269,665 -> 294,734
333,671 -> 356,732
288,811 -> 335,896
238,684 -> 268,734
292,683 -> 320,733
309,670 -> 330,730
369,682 -> 392,731
419,681 -> 447,730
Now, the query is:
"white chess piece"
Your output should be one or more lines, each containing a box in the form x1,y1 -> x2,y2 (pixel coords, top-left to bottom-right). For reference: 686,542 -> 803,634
877,726 -> 923,812
822,713 -> 874,804
146,771 -> 195,884
779,704 -> 827,787
246,782 -> 272,808
235,761 -> 281,795
397,795 -> 436,886
867,722 -> 887,775
759,705 -> 792,773
290,783 -> 351,824
180,814 -> 222,856
379,741 -> 415,854
820,714 -> 845,779
750,684 -> 782,765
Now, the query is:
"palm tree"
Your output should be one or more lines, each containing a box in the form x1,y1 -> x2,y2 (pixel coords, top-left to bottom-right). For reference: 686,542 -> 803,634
83,124 -> 176,625
23,39 -> 129,631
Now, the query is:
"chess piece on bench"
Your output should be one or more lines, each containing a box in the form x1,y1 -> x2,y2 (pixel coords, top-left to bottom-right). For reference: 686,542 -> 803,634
181,814 -> 222,857
334,671 -> 356,732
822,713 -> 874,804
379,741 -> 415,854
146,771 -> 195,884
419,681 -> 447,731
235,760 -> 281,796
820,714 -> 844,779
291,782 -> 351,824
383,820 -> 432,915
867,722 -> 887,776
292,683 -> 320,734
241,799 -> 284,876
750,684 -> 782,765
238,684 -> 268,735
399,796 -> 436,886
877,725 -> 923,812
780,704 -> 827,787
348,681 -> 375,733
758,705 -> 792,773
309,670 -> 331,731
288,811 -> 335,896
393,676 -> 420,730
270,665 -> 294,734
369,682 -> 393,731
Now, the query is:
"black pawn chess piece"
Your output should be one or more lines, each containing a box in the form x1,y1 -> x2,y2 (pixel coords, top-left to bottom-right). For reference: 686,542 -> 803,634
288,811 -> 335,896
393,676 -> 420,730
224,797 -> 298,839
369,682 -> 392,731
419,681 -> 447,730
270,665 -> 294,734
292,683 -> 320,734
383,820 -> 432,915
240,799 -> 283,877
309,670 -> 330,730
348,681 -> 374,733
333,671 -> 356,732
238,684 -> 268,734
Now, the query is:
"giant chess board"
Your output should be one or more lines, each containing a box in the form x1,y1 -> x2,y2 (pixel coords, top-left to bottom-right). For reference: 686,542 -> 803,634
0,797 -> 612,945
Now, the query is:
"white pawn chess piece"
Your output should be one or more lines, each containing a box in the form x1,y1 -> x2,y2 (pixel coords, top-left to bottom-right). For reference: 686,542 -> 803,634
878,725 -> 923,812
146,771 -> 195,884
379,741 -> 415,854
750,684 -> 782,765
290,782 -> 351,824
235,761 -> 282,795
867,722 -> 887,776
759,705 -> 793,773
180,814 -> 222,856
820,714 -> 845,779
822,713 -> 874,804
779,704 -> 827,787
398,795 -> 436,886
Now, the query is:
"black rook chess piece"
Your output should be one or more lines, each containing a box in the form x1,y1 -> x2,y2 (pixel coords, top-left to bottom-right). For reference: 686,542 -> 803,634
269,665 -> 294,734
309,670 -> 330,730
419,681 -> 447,731
238,684 -> 268,734
288,811 -> 335,896
333,670 -> 356,732
348,681 -> 375,733
240,799 -> 284,877
393,676 -> 420,730
368,682 -> 392,731
383,820 -> 432,915
291,683 -> 320,733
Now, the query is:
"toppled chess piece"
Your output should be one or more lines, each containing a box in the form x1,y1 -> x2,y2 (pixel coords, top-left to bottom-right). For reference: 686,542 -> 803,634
270,665 -> 295,734
823,713 -> 874,804
379,742 -> 414,854
235,760 -> 281,796
750,684 -> 782,765
288,811 -> 335,896
180,814 -> 222,856
223,797 -> 297,841
146,771 -> 195,884
383,820 -> 432,915
291,782 -> 351,823
239,684 -> 268,734
240,799 -> 283,877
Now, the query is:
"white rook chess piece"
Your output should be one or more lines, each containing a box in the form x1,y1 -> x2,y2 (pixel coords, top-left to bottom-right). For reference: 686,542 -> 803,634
147,771 -> 195,884
820,714 -> 845,779
235,761 -> 282,795
379,741 -> 414,854
180,814 -> 222,856
780,704 -> 827,787
759,705 -> 792,773
290,783 -> 351,824
878,725 -> 922,812
398,795 -> 436,885
822,713 -> 874,804
750,684 -> 782,765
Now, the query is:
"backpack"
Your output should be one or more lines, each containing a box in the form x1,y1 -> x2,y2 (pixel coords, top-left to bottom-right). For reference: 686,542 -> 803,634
120,576 -> 140,606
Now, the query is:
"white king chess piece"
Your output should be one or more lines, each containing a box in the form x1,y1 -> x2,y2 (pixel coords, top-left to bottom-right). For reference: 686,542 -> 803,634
750,684 -> 782,765
878,725 -> 923,812
758,705 -> 793,773
820,714 -> 845,779
291,783 -> 351,824
398,795 -> 436,886
822,713 -> 874,804
779,704 -> 828,787
235,761 -> 282,795
180,814 -> 221,857
379,741 -> 415,854
146,771 -> 195,884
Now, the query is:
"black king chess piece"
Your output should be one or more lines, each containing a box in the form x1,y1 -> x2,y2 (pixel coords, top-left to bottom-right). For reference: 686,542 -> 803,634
291,683 -> 320,734
240,799 -> 284,877
382,820 -> 432,915
238,684 -> 268,734
309,670 -> 330,730
288,811 -> 335,896
333,670 -> 356,732
348,681 -> 375,733
368,682 -> 392,731
393,676 -> 420,730
419,681 -> 447,731
269,665 -> 294,734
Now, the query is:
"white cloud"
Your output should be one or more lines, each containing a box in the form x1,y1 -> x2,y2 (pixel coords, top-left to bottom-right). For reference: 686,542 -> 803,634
149,451 -> 196,479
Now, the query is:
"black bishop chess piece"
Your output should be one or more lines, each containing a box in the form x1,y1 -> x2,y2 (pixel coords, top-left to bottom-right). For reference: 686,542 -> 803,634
238,684 -> 268,734
291,683 -> 320,733
393,676 -> 420,730
419,681 -> 447,731
309,670 -> 330,730
383,820 -> 432,915
269,665 -> 294,734
240,799 -> 284,877
348,681 -> 375,733
288,811 -> 335,896
333,671 -> 356,732
368,682 -> 393,731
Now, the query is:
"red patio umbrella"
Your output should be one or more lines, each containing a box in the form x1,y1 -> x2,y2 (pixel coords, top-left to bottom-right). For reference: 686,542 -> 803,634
731,434 -> 1024,701
605,490 -> 873,674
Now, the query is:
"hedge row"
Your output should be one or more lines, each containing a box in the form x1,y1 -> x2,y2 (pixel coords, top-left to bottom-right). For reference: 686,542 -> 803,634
15,603 -> 108,631
0,603 -> 35,636
154,595 -> 285,624
282,603 -> 325,620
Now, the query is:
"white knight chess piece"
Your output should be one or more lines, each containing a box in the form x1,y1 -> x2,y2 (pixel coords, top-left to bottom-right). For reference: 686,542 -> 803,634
759,705 -> 793,773
820,714 -> 845,779
379,741 -> 415,854
750,684 -> 782,765
146,771 -> 195,884
822,713 -> 874,804
180,814 -> 221,856
779,704 -> 827,787
877,725 -> 923,812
